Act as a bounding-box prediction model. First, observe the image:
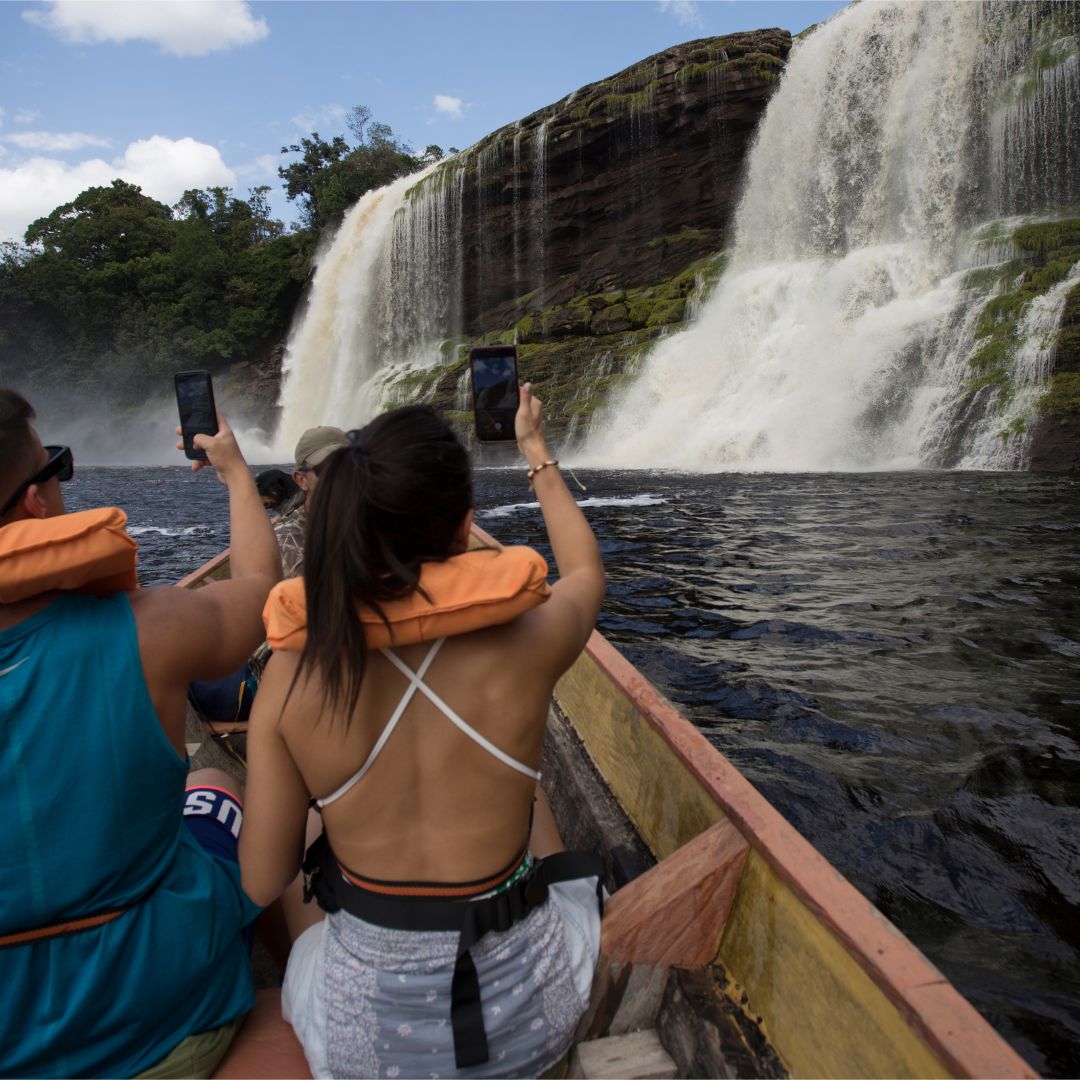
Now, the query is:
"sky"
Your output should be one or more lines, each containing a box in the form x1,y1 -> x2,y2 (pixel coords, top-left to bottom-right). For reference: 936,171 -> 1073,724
0,0 -> 848,244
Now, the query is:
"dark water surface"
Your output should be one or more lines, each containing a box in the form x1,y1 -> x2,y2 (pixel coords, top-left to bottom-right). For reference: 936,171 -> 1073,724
67,467 -> 1079,1075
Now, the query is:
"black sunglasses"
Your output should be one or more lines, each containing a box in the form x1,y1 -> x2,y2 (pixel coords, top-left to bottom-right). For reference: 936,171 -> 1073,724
0,445 -> 74,517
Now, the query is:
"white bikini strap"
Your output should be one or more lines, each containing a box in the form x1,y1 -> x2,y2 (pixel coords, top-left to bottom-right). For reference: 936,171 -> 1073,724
315,637 -> 446,809
379,643 -> 542,782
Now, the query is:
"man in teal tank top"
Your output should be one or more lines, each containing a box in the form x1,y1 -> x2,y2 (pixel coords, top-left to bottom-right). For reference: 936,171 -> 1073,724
0,387 -> 282,1077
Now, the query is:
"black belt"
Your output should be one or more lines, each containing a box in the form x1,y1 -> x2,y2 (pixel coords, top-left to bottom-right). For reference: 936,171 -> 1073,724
303,832 -> 603,1068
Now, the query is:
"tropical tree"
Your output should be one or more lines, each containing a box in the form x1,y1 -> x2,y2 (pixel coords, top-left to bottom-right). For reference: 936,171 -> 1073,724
278,106 -> 419,232
24,180 -> 174,268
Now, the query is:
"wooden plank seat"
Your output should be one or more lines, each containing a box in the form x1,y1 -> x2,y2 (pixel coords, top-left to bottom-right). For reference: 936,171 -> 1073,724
213,989 -> 311,1079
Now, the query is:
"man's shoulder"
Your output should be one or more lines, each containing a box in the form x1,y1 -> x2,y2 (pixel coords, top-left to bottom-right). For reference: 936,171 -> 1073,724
274,503 -> 306,578
273,503 -> 305,538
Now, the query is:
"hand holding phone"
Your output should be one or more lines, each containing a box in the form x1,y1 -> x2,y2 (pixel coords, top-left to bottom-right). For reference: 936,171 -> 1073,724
469,345 -> 520,442
174,370 -> 219,461
515,381 -> 546,455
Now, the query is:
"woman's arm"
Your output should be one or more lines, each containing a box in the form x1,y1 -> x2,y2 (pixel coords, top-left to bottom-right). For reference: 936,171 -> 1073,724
238,651 -> 312,906
516,383 -> 605,669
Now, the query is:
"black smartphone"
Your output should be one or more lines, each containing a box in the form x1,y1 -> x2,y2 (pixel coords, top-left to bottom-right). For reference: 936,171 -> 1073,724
469,345 -> 520,442
174,370 -> 218,461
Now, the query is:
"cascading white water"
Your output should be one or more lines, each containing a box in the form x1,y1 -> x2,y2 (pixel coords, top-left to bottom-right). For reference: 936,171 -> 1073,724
582,1 -> 1080,470
532,120 -> 549,289
274,166 -> 439,453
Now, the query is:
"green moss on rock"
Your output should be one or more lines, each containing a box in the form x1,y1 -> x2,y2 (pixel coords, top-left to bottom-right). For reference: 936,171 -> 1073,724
965,218 -> 1080,416
1013,219 -> 1080,254
962,261 -> 1023,293
1038,371 -> 1080,422
675,61 -> 723,87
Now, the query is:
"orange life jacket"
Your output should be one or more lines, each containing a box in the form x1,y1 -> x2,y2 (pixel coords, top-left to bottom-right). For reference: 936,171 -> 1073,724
0,507 -> 138,604
264,545 -> 551,651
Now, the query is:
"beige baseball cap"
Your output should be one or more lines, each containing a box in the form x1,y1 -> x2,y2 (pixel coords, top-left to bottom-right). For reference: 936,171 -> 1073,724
294,426 -> 350,469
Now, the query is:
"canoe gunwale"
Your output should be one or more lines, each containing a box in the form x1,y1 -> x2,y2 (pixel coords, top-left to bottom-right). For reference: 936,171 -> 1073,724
175,547 -> 231,589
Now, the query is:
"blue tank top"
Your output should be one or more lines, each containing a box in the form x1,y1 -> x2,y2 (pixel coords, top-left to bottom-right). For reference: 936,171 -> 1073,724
0,593 -> 260,1077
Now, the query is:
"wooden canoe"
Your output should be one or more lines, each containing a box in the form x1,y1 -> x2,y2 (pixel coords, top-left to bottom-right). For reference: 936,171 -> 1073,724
178,526 -> 1037,1079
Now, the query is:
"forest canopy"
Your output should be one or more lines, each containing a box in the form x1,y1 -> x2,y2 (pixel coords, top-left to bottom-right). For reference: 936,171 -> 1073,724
0,108 -> 432,412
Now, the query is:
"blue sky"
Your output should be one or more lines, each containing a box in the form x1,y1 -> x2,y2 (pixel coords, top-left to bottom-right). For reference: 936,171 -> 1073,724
0,0 -> 847,242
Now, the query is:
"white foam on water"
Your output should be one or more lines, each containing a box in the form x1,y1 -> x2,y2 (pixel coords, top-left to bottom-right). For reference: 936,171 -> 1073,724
128,525 -> 210,537
480,493 -> 668,519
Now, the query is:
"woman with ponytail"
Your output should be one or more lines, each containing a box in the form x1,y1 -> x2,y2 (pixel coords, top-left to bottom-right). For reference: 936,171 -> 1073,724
239,386 -> 605,1078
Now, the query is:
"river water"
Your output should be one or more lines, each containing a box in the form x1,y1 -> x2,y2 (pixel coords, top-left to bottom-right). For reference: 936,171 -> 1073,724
65,465 -> 1079,1075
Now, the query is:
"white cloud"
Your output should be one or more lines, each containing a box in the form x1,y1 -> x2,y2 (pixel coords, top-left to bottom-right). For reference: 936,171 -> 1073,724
234,152 -> 278,179
658,0 -> 705,30
1,131 -> 111,152
15,109 -> 40,125
0,135 -> 235,242
290,105 -> 347,135
433,95 -> 464,120
22,0 -> 268,57
0,106 -> 5,129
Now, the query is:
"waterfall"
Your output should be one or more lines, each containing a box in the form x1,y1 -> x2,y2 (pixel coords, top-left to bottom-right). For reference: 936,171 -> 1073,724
582,1 -> 1080,470
274,1 -> 1077,470
512,122 -> 524,302
274,166 -> 441,453
531,119 -> 549,295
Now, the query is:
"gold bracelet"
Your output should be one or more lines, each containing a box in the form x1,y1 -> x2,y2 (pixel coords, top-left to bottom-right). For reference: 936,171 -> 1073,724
527,459 -> 558,487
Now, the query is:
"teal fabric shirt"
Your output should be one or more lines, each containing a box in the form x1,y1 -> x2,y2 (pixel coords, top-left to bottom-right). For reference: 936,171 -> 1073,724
0,592 -> 259,1078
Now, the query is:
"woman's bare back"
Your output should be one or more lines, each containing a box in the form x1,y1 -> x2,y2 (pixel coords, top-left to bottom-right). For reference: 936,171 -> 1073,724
279,618 -> 554,884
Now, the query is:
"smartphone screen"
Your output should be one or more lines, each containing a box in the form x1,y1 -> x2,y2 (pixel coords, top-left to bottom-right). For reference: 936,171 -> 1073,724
469,347 -> 519,442
174,370 -> 218,460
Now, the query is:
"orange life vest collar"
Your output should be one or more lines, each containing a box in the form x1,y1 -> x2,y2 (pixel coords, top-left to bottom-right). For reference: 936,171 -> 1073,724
264,545 -> 551,651
0,507 -> 139,604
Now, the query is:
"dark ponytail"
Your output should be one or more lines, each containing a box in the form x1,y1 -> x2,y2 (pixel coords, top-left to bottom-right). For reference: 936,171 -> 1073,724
298,406 -> 473,721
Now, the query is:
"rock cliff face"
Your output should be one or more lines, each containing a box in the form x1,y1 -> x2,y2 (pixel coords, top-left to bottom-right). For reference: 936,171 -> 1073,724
368,29 -> 790,441
452,29 -> 790,328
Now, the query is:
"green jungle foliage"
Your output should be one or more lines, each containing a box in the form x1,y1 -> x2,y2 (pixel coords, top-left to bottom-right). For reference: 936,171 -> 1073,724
0,108 -> 432,410
0,180 -> 306,404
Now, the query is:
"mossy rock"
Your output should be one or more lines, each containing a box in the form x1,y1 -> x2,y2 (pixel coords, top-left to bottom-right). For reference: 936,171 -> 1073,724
625,296 -> 686,328
676,61 -> 724,87
975,292 -> 1029,338
543,305 -> 592,339
1013,219 -> 1080,254
591,303 -> 632,334
963,217 -> 1080,417
515,313 -> 539,343
646,298 -> 686,327
962,261 -> 1023,293
1038,371 -> 1080,422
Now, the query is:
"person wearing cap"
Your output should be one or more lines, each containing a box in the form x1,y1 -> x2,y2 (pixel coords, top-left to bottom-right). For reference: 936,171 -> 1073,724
188,426 -> 350,754
275,426 -> 350,580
